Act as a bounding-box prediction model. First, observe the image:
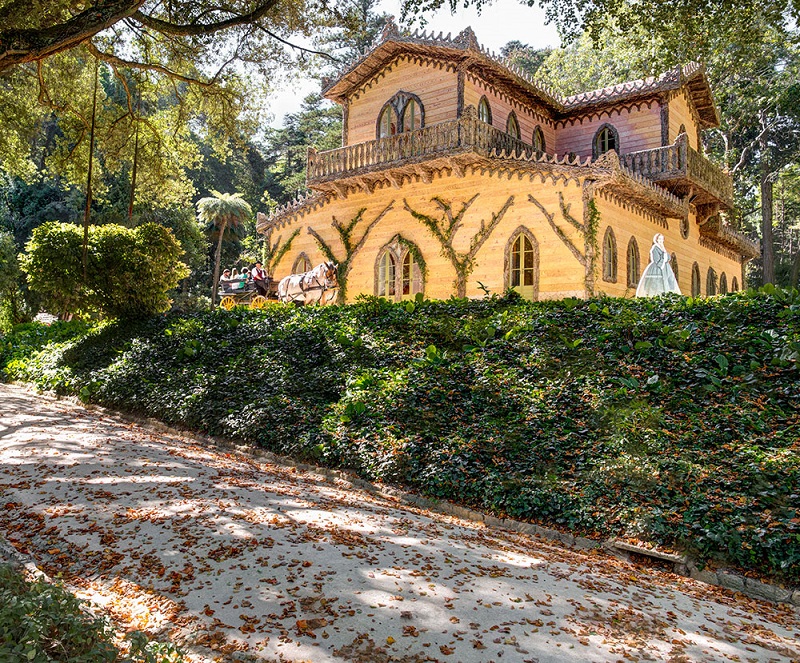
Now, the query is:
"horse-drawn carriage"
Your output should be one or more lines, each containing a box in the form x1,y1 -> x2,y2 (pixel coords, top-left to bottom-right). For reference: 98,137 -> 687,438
217,278 -> 277,310
217,262 -> 338,309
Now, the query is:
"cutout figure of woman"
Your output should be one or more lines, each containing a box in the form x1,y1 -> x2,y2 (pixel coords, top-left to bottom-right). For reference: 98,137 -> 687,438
636,233 -> 681,297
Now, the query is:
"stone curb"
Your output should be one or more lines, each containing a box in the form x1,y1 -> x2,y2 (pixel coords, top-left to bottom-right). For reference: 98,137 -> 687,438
7,383 -> 800,610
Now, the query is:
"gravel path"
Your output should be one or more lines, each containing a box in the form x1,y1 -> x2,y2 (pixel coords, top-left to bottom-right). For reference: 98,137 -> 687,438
1,382 -> 798,662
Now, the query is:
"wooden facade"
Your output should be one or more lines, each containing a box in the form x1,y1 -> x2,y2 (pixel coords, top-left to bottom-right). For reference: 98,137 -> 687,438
259,21 -> 759,302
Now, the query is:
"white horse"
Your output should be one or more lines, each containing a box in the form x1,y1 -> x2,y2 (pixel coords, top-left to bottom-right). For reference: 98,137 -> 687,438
277,261 -> 339,305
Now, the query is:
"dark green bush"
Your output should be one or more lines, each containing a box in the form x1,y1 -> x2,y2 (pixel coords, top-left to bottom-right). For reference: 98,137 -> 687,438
2,289 -> 799,584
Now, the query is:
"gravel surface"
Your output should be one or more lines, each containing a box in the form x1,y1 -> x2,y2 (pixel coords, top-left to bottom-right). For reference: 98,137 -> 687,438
1,382 -> 798,662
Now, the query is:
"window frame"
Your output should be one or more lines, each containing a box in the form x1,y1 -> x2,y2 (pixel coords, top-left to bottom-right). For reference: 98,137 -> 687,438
593,123 -> 620,160
506,111 -> 521,140
478,96 -> 492,125
719,272 -> 728,294
504,226 -> 539,300
602,226 -> 617,283
706,267 -> 717,296
626,236 -> 640,289
375,91 -> 426,139
375,242 -> 424,301
691,262 -> 701,296
532,126 -> 546,154
292,252 -> 313,274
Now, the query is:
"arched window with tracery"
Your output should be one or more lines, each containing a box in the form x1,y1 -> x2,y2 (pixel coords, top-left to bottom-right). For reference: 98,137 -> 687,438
706,267 -> 717,296
731,276 -> 739,292
532,126 -> 545,153
506,228 -> 539,301
626,237 -> 640,288
602,227 -> 617,282
506,111 -> 521,140
478,96 -> 492,125
376,92 -> 425,139
719,272 -> 728,294
691,262 -> 701,296
292,253 -> 312,274
593,123 -> 619,159
376,242 -> 424,300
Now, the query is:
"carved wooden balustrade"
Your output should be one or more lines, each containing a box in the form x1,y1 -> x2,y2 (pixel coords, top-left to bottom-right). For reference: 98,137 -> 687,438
620,137 -> 734,208
307,115 -> 534,183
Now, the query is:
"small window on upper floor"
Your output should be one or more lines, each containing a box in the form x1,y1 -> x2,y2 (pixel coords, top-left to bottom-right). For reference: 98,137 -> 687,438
506,112 -> 521,140
532,126 -> 545,153
378,104 -> 397,139
402,99 -> 422,132
478,96 -> 492,124
593,123 -> 619,159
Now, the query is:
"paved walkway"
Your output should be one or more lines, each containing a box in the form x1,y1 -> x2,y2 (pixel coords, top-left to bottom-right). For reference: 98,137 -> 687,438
1,382 -> 798,662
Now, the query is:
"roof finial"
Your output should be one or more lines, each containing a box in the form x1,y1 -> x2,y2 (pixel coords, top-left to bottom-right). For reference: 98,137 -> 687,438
455,26 -> 479,50
381,16 -> 400,41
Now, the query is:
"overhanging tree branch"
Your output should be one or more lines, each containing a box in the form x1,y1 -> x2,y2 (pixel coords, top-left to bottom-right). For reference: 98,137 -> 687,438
0,0 -> 146,70
132,1 -> 280,37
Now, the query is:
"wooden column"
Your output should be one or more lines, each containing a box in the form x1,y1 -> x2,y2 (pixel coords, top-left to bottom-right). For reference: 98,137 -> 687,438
660,95 -> 670,146
456,67 -> 465,118
342,98 -> 350,147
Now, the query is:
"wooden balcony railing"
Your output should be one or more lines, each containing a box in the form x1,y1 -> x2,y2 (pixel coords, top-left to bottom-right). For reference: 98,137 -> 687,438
307,114 -> 535,182
620,136 -> 733,206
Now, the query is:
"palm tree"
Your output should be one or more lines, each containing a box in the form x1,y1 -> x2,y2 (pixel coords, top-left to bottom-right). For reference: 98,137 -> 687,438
196,190 -> 253,308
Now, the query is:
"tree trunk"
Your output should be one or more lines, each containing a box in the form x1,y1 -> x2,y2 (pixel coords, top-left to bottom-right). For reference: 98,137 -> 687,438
456,273 -> 467,298
211,219 -> 227,308
791,248 -> 800,290
759,121 -> 775,286
83,57 -> 99,283
761,172 -> 775,285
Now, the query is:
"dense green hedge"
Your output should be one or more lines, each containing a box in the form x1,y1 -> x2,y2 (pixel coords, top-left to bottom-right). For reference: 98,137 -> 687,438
2,289 -> 799,585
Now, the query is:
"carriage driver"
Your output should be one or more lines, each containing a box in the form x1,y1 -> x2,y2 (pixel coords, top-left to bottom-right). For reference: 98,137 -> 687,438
251,262 -> 269,296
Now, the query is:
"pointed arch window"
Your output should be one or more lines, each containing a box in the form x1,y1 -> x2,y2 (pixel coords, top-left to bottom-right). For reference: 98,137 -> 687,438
376,243 -> 424,300
292,253 -> 313,274
478,96 -> 492,124
506,111 -> 521,140
731,276 -> 739,292
691,262 -> 701,296
671,253 -> 679,283
602,227 -> 617,283
706,267 -> 717,296
506,228 -> 539,301
626,237 -> 640,288
719,272 -> 728,294
532,126 -> 545,153
593,123 -> 619,159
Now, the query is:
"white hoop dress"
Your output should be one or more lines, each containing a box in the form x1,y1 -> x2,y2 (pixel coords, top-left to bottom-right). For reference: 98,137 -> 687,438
636,243 -> 681,297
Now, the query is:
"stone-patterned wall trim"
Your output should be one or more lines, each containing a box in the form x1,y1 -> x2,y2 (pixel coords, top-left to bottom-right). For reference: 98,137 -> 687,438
351,54 -> 458,102
699,236 -> 744,262
554,99 -> 658,129
596,189 -> 669,229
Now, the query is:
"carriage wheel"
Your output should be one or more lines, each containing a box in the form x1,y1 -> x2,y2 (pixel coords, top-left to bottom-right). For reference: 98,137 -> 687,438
220,296 -> 236,310
250,295 -> 268,309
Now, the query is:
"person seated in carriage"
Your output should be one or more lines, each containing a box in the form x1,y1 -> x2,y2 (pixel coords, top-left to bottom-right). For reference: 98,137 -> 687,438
251,261 -> 269,296
219,269 -> 233,292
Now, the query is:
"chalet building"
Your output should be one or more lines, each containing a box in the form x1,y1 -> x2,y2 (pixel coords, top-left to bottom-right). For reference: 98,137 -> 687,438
258,20 -> 759,302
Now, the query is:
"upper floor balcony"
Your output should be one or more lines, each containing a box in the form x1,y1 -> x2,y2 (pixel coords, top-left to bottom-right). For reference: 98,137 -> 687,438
619,135 -> 734,209
306,114 -> 733,212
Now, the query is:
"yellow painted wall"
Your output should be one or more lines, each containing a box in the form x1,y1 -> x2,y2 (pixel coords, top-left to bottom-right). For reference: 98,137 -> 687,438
594,195 -> 743,297
668,91 -> 700,149
346,58 -> 458,145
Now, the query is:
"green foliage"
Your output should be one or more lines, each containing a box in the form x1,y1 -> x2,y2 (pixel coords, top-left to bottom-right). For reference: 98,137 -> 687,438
3,290 -> 800,584
21,222 -> 188,319
0,564 -> 117,662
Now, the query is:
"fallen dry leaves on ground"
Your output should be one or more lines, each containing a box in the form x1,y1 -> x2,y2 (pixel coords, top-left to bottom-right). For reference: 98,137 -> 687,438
1,384 -> 799,662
